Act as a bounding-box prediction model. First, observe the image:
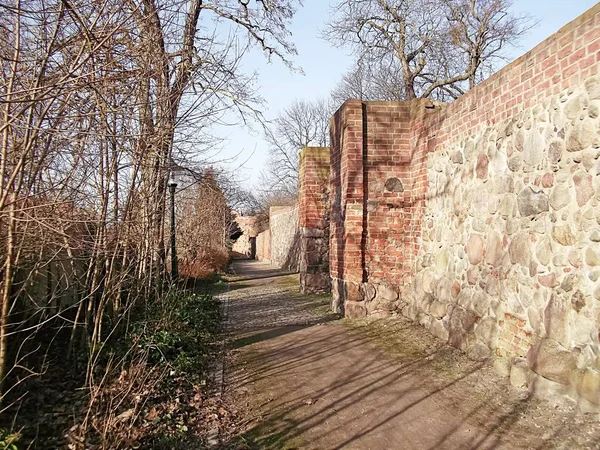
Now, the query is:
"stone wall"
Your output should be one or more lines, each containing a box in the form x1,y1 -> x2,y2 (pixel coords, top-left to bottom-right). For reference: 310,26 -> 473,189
269,205 -> 300,270
232,206 -> 299,269
323,5 -> 600,409
298,147 -> 330,295
232,214 -> 266,258
256,229 -> 270,262
330,101 -> 432,316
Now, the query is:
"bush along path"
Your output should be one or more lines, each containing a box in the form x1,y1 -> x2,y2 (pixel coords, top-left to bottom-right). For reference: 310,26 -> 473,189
0,281 -> 228,449
219,260 -> 600,450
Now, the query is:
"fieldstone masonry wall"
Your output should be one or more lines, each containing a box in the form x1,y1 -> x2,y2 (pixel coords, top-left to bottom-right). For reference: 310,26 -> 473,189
231,214 -> 265,258
256,229 -> 270,262
269,206 -> 300,271
297,5 -> 600,409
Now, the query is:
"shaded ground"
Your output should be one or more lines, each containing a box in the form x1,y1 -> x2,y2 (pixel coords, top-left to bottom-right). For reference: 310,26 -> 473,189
219,260 -> 600,450
0,284 -> 225,449
226,259 -> 296,283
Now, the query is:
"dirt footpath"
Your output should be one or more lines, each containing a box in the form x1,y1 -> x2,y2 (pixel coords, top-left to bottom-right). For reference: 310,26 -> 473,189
219,260 -> 600,450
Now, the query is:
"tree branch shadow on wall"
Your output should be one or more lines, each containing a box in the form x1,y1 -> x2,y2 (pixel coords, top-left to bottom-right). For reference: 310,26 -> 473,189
359,103 -> 574,396
333,100 -> 533,315
310,102 -> 599,446
281,228 -> 301,273
330,102 -> 453,310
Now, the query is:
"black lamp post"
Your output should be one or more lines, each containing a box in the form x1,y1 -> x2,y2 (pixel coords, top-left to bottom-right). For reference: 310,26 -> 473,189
167,173 -> 178,279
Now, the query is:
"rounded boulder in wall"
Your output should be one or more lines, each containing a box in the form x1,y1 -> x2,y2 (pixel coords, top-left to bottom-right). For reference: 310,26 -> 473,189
384,177 -> 404,192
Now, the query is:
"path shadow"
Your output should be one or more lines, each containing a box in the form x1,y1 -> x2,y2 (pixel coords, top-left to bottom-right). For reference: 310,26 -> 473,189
231,316 -> 339,349
226,260 -> 295,282
227,316 -> 600,450
220,258 -> 600,449
227,273 -> 295,283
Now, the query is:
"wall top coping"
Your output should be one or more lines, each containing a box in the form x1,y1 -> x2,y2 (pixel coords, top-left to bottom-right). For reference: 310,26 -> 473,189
440,2 -> 600,115
300,147 -> 331,157
270,205 -> 297,216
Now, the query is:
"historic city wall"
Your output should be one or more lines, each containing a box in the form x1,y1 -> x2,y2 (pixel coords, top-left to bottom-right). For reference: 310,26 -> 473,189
232,206 -> 300,270
256,228 -> 271,262
231,214 -> 266,258
301,5 -> 600,408
269,205 -> 300,270
298,147 -> 331,294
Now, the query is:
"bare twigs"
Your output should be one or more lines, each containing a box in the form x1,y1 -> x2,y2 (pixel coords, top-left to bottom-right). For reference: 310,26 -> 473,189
325,0 -> 532,100
0,0 -> 300,444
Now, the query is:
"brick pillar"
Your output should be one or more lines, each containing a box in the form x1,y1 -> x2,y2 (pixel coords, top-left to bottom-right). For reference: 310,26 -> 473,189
329,100 -> 367,316
298,147 -> 330,294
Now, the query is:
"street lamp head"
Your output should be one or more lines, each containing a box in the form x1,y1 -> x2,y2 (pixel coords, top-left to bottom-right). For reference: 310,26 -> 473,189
167,173 -> 178,188
168,163 -> 203,191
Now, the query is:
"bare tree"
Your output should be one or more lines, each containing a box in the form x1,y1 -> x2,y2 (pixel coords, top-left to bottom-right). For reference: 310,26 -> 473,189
175,169 -> 232,278
325,0 -> 531,100
331,58 -> 406,103
0,1 -> 301,434
261,98 -> 334,197
123,0 -> 301,286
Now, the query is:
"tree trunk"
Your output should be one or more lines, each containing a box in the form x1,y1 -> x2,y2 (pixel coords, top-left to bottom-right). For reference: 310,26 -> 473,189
0,193 -> 17,394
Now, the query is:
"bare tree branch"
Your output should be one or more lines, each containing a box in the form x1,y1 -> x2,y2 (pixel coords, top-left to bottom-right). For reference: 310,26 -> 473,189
325,0 -> 532,101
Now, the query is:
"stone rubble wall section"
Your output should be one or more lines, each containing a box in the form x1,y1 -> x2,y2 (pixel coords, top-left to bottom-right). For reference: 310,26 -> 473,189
231,206 -> 297,265
324,5 -> 600,409
269,205 -> 300,270
233,206 -> 297,268
231,233 -> 252,258
231,214 -> 266,257
256,229 -> 270,263
298,147 -> 331,295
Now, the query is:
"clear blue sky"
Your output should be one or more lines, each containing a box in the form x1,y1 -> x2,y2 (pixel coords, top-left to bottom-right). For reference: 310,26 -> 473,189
209,0 -> 599,188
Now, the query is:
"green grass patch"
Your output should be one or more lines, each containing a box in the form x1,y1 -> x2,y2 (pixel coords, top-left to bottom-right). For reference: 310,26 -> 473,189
0,429 -> 19,450
85,286 -> 224,448
128,288 -> 222,375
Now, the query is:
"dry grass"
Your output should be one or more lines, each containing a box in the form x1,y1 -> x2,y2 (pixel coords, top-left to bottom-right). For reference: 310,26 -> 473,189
179,247 -> 230,279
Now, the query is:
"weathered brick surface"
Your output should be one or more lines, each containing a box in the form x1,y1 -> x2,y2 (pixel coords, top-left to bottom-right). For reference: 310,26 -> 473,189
310,4 -> 600,408
498,313 -> 534,358
329,101 -> 367,312
364,101 -> 435,286
330,101 -> 364,281
298,147 -> 331,294
329,100 -> 438,316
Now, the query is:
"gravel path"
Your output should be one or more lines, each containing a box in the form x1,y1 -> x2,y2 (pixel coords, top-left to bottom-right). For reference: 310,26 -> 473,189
222,260 -> 336,333
220,260 -> 600,450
